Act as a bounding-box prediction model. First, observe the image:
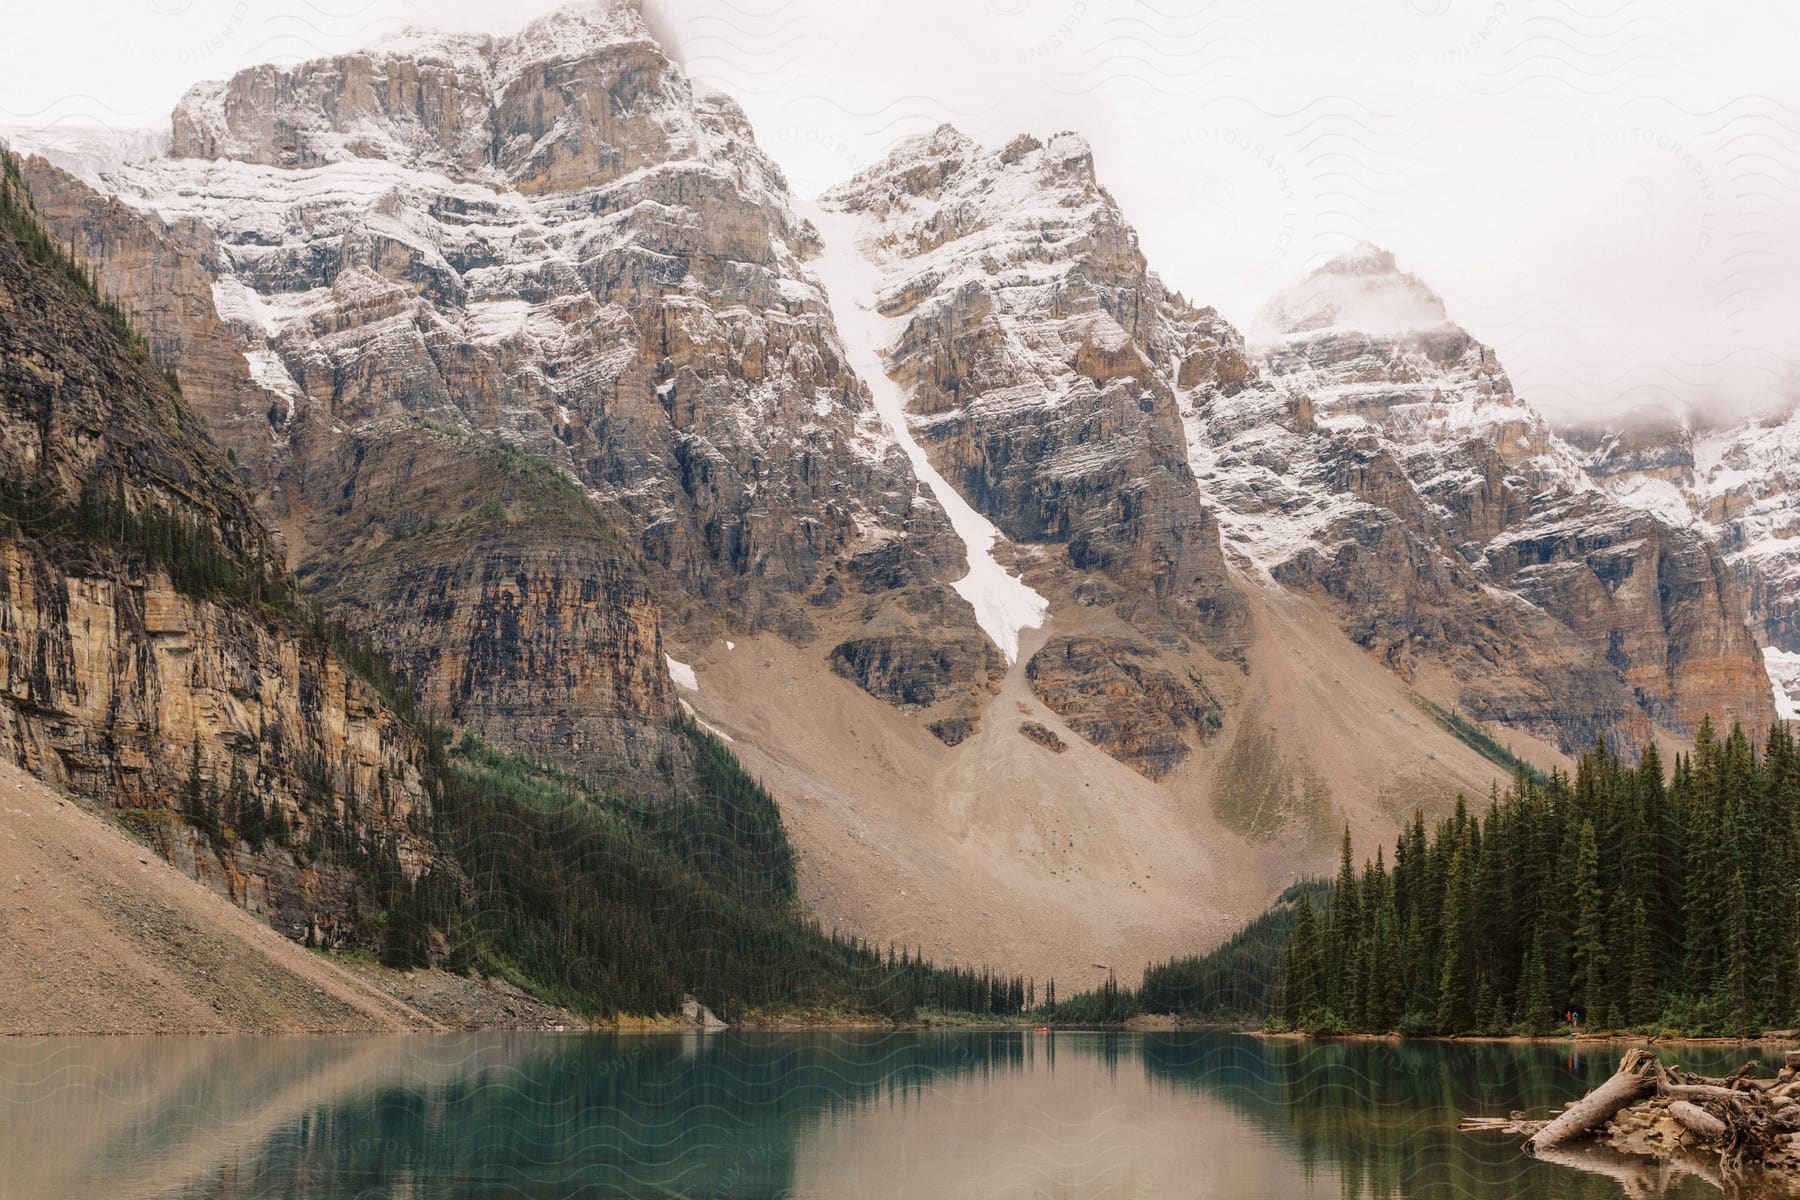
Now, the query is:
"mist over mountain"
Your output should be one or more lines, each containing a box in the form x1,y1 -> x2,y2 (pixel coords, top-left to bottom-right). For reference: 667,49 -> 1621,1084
2,0 -> 1795,1000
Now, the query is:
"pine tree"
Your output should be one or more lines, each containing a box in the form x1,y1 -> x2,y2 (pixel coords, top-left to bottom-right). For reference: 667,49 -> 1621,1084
1365,888 -> 1404,1031
1282,890 -> 1324,1025
1626,897 -> 1656,1027
1435,834 -> 1475,1032
1683,717 -> 1725,987
1570,820 -> 1606,1026
1726,869 -> 1755,1036
1517,923 -> 1553,1035
1325,826 -> 1362,1017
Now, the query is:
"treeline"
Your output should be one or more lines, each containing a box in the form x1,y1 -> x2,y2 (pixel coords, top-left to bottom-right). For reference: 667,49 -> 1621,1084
405,725 -> 1046,1020
1,146 -> 176,384
1,149 -> 1054,1023
1040,880 -> 1334,1025
1138,880 -> 1333,1019
1277,719 -> 1800,1037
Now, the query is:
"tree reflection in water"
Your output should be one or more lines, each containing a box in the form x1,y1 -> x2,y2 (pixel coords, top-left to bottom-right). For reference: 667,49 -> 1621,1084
2,1032 -> 1773,1199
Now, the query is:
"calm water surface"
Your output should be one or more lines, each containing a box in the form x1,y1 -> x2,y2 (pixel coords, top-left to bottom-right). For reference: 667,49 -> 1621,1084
0,1031 -> 1778,1198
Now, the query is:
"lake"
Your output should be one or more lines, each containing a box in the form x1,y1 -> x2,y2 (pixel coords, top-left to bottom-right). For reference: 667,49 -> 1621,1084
0,1030 -> 1778,1198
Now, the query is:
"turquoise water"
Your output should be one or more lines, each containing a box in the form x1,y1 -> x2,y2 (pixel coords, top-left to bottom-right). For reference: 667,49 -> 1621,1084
0,1031 -> 1775,1198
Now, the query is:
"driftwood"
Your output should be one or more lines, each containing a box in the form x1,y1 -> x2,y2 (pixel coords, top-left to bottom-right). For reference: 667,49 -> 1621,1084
1667,1100 -> 1726,1139
1464,1049 -> 1800,1188
1528,1048 -> 1657,1152
1529,1143 -> 1728,1199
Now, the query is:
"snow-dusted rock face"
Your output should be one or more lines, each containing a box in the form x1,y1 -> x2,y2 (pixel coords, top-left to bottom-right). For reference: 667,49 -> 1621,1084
13,1 -> 1778,791
1187,246 -> 1773,750
812,123 -> 1770,756
22,0 -> 1004,765
820,125 -> 1251,651
168,5 -> 680,191
1250,243 -> 1588,489
1581,407 -> 1800,715
812,125 -> 1267,776
123,2 -> 925,620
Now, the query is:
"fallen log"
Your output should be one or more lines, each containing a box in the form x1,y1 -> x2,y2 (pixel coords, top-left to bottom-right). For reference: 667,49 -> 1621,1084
1668,1100 -> 1726,1140
1458,1115 -> 1546,1136
1478,1049 -> 1800,1186
1528,1048 -> 1656,1154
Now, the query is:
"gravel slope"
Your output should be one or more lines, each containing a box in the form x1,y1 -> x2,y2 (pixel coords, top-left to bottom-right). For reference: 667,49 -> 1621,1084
0,759 -> 570,1034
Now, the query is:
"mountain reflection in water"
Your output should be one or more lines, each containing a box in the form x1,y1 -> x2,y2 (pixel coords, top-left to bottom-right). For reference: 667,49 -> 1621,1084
1,1031 -> 1776,1199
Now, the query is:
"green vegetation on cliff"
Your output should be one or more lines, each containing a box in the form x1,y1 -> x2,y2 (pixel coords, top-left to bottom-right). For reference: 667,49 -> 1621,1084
414,726 -> 1038,1020
0,148 -> 167,380
2,146 -> 1044,1025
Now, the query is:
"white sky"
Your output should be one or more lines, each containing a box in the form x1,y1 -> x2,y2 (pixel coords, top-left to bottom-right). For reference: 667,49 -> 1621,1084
7,0 -> 1800,426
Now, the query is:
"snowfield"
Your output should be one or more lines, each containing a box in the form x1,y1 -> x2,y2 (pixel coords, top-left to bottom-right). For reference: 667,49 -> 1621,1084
802,199 -> 1048,664
664,655 -> 699,691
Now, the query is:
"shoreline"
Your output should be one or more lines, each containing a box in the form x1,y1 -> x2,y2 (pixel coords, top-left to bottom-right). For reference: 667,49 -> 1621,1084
1254,1028 -> 1800,1048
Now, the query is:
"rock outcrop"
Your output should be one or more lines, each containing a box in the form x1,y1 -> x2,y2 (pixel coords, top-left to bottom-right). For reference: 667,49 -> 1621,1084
1185,243 -> 1773,751
1578,407 -> 1800,719
293,427 -> 678,775
0,198 -> 432,946
1025,637 -> 1219,779
821,126 -> 1251,653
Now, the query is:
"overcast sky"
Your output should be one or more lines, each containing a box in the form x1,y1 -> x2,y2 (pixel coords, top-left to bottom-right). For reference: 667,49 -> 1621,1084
7,0 -> 1799,426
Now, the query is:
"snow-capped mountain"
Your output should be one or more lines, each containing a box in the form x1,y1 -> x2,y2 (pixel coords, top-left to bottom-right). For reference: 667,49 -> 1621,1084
813,121 -> 1769,760
820,125 -> 1251,654
1186,245 -> 1772,748
3,0 -> 1785,985
18,1 -> 1012,769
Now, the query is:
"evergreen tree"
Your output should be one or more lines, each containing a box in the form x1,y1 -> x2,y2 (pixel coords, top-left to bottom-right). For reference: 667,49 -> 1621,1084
1570,820 -> 1605,1025
1726,869 -> 1755,1036
1281,890 -> 1324,1024
1325,826 -> 1362,1017
1626,897 -> 1657,1026
1435,834 -> 1475,1032
1365,886 -> 1404,1031
1517,924 -> 1553,1034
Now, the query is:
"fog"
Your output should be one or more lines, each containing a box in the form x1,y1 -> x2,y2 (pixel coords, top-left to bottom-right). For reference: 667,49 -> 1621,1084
8,0 -> 1797,426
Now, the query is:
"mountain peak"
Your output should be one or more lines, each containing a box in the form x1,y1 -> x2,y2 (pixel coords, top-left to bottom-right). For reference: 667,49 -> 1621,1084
1323,240 -> 1398,275
167,0 -> 690,184
1252,242 -> 1449,342
825,124 -> 1103,211
498,0 -> 659,79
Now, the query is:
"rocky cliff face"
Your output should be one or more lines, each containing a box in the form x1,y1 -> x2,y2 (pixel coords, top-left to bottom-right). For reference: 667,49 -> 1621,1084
1578,407 -> 1800,717
1184,244 -> 1773,751
17,158 -> 287,491
293,425 -> 678,774
20,1 -> 994,754
821,126 -> 1251,650
128,2 -> 961,633
0,204 -> 432,947
813,125 -> 1255,776
814,135 -> 1771,758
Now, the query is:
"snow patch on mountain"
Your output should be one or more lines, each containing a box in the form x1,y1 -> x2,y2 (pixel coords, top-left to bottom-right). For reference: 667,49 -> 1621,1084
664,654 -> 698,691
1763,647 -> 1800,721
0,125 -> 169,187
803,198 -> 1047,664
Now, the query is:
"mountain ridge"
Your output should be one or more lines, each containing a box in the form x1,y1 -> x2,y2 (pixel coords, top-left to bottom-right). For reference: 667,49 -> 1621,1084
0,5 -> 1784,985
